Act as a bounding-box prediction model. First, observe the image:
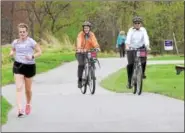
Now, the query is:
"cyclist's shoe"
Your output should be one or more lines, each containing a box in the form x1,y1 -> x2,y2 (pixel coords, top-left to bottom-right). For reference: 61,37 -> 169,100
78,81 -> 82,88
143,75 -> 146,79
126,83 -> 132,89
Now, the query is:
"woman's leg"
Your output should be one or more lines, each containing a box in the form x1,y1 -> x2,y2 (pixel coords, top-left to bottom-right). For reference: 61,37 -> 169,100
24,77 -> 33,115
141,57 -> 147,79
14,74 -> 24,114
140,48 -> 147,79
23,64 -> 36,115
76,53 -> 85,88
25,77 -> 32,105
122,45 -> 125,57
126,50 -> 135,88
119,46 -> 122,57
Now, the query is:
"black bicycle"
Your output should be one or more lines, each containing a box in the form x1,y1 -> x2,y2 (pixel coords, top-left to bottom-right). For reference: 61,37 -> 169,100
80,48 -> 100,95
128,47 -> 147,95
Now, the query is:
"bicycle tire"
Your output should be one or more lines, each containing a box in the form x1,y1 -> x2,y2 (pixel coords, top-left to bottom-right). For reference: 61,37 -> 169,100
136,65 -> 143,95
132,65 -> 137,94
81,84 -> 87,94
89,66 -> 96,95
81,64 -> 88,94
133,82 -> 137,94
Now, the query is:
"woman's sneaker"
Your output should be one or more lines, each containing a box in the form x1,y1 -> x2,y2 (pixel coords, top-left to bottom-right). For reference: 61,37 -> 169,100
17,110 -> 24,118
25,104 -> 31,115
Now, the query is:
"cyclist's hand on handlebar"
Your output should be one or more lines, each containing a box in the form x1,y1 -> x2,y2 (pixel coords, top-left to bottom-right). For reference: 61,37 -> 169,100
84,49 -> 87,52
76,49 -> 83,53
146,46 -> 151,51
125,45 -> 129,51
76,49 -> 80,53
76,49 -> 87,53
95,48 -> 101,52
147,47 -> 151,51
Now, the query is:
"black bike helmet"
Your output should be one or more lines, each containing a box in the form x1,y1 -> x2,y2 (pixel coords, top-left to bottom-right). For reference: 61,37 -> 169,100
132,16 -> 142,23
82,21 -> 92,28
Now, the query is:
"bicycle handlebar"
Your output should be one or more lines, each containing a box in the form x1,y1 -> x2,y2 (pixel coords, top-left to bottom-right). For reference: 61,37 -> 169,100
126,47 -> 140,51
126,47 -> 151,51
76,48 -> 100,53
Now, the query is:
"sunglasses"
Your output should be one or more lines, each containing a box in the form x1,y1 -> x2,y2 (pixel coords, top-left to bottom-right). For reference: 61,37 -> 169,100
134,22 -> 141,24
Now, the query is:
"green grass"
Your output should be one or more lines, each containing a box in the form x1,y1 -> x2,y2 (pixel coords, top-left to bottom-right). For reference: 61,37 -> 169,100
149,54 -> 184,60
1,96 -> 12,124
100,64 -> 184,100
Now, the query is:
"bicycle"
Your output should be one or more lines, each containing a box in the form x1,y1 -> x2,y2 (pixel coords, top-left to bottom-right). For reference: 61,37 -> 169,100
80,48 -> 100,95
127,47 -> 147,95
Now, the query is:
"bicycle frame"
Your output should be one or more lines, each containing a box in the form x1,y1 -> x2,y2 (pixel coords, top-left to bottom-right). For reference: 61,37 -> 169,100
83,50 -> 99,81
132,51 -> 142,82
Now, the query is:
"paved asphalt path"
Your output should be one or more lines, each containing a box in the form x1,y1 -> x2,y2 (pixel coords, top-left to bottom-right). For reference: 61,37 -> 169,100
2,58 -> 184,132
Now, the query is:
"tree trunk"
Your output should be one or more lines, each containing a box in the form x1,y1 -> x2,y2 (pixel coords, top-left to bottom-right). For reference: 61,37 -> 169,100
10,1 -> 15,43
133,1 -> 137,16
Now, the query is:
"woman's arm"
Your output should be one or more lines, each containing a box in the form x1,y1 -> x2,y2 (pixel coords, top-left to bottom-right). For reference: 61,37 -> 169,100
143,28 -> 150,49
9,40 -> 16,57
33,43 -> 42,58
76,32 -> 82,49
91,32 -> 100,49
116,35 -> 120,48
125,28 -> 132,49
9,48 -> 15,57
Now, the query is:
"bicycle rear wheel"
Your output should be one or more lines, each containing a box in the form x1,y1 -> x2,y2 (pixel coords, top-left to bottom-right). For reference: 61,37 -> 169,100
88,66 -> 96,95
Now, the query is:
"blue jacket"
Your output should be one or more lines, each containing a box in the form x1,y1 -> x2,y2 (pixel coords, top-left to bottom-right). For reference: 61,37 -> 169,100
116,35 -> 126,47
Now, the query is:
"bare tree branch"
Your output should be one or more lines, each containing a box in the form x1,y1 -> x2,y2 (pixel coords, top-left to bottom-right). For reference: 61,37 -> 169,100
53,20 -> 77,34
43,2 -> 70,33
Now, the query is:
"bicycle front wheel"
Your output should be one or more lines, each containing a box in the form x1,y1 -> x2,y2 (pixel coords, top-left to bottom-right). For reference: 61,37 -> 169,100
132,68 -> 137,94
81,64 -> 88,94
136,65 -> 143,95
88,66 -> 96,95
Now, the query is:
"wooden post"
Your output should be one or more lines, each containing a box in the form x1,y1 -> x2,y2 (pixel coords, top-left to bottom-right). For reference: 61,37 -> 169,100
173,32 -> 179,56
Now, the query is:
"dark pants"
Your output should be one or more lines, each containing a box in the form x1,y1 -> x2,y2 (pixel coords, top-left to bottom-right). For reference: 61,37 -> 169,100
126,47 -> 147,84
118,43 -> 125,57
76,53 -> 86,81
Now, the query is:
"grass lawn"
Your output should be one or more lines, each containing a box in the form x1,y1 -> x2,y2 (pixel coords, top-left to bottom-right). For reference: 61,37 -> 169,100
1,97 -> 12,125
100,64 -> 184,100
148,54 -> 184,60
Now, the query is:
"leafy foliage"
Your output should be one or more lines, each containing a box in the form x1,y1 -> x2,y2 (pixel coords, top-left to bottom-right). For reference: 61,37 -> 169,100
1,1 -> 184,54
